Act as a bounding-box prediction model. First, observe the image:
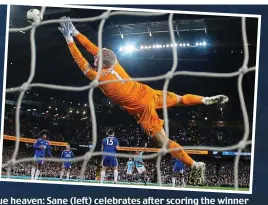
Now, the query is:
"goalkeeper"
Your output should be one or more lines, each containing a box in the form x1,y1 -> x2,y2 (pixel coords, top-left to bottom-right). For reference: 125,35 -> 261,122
58,17 -> 228,178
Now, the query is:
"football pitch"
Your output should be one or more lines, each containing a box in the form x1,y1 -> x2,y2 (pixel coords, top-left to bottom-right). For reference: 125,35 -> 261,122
2,175 -> 249,192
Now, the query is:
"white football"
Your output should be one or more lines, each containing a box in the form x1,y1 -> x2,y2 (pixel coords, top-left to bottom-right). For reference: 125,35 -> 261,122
27,9 -> 42,24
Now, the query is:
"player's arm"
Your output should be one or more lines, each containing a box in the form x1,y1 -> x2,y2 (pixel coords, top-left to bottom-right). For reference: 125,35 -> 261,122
71,151 -> 75,158
58,17 -> 97,81
115,138 -> 119,150
66,17 -> 99,56
140,143 -> 147,155
61,151 -> 64,158
46,143 -> 53,157
33,139 -> 42,150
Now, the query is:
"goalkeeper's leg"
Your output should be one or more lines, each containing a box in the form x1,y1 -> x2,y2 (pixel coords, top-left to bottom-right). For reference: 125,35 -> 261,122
154,90 -> 228,109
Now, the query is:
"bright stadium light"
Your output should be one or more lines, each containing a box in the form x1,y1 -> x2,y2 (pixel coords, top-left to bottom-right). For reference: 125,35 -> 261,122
174,43 -> 178,47
153,45 -> 156,48
84,103 -> 87,106
187,43 -> 190,47
159,45 -> 163,48
144,46 -> 148,49
202,41 -> 207,46
83,111 -> 86,115
119,47 -> 123,52
70,110 -> 73,113
125,45 -> 136,53
77,111 -> 79,114
148,46 -> 152,49
163,45 -> 166,48
196,42 -> 199,46
183,43 -> 186,47
166,44 -> 170,47
140,45 -> 144,49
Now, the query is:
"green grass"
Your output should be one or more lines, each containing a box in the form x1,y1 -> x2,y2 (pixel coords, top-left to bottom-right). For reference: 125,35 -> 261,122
3,176 -> 249,191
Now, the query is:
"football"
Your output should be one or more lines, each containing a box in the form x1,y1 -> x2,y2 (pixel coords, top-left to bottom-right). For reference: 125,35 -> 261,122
27,9 -> 42,24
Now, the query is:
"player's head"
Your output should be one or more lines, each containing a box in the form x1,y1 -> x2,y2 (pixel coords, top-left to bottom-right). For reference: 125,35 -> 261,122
39,129 -> 49,139
106,129 -> 115,136
94,48 -> 117,69
129,158 -> 132,161
66,145 -> 70,150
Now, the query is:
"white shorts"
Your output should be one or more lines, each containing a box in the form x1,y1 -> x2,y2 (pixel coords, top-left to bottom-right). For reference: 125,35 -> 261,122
136,166 -> 146,174
126,170 -> 133,175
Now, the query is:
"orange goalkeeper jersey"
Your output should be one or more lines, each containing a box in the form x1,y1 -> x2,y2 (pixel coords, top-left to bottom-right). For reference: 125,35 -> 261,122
68,33 -> 154,112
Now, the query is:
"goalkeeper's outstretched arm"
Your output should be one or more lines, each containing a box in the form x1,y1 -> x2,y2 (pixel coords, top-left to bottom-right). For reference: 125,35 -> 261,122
67,41 -> 97,80
64,17 -> 99,56
58,17 -> 97,81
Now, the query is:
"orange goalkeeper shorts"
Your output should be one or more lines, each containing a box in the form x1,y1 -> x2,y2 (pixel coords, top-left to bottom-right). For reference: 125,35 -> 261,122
125,90 -> 178,137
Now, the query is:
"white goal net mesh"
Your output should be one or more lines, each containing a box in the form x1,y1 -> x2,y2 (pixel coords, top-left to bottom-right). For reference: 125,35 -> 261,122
3,6 -> 256,190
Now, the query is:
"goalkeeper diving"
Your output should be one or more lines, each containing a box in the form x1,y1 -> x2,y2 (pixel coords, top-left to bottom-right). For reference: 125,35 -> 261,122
58,17 -> 229,180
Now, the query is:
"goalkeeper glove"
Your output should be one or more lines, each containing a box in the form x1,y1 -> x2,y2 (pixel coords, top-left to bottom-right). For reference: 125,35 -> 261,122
66,17 -> 80,36
58,16 -> 73,43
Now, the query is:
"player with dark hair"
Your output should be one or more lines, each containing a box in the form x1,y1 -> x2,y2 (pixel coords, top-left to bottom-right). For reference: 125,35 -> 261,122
172,159 -> 185,187
59,17 -> 229,181
101,129 -> 119,184
31,130 -> 52,180
60,145 -> 74,181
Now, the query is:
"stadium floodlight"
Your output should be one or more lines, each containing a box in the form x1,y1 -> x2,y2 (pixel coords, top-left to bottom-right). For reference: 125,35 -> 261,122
163,45 -> 166,48
77,111 -> 79,114
205,117 -> 208,120
83,111 -> 86,115
69,110 -> 73,113
46,111 -> 49,113
125,44 -> 136,53
196,42 -> 199,46
159,45 -> 163,48
140,45 -> 144,50
183,43 -> 186,47
48,106 -> 51,109
202,41 -> 207,46
119,47 -> 123,52
153,45 -> 156,48
187,43 -> 190,47
144,46 -> 148,49
174,43 -> 178,47
166,44 -> 170,47
179,43 -> 182,47
33,109 -> 36,111
148,46 -> 152,49
27,109 -> 31,112
55,108 -> 58,111
84,103 -> 87,106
